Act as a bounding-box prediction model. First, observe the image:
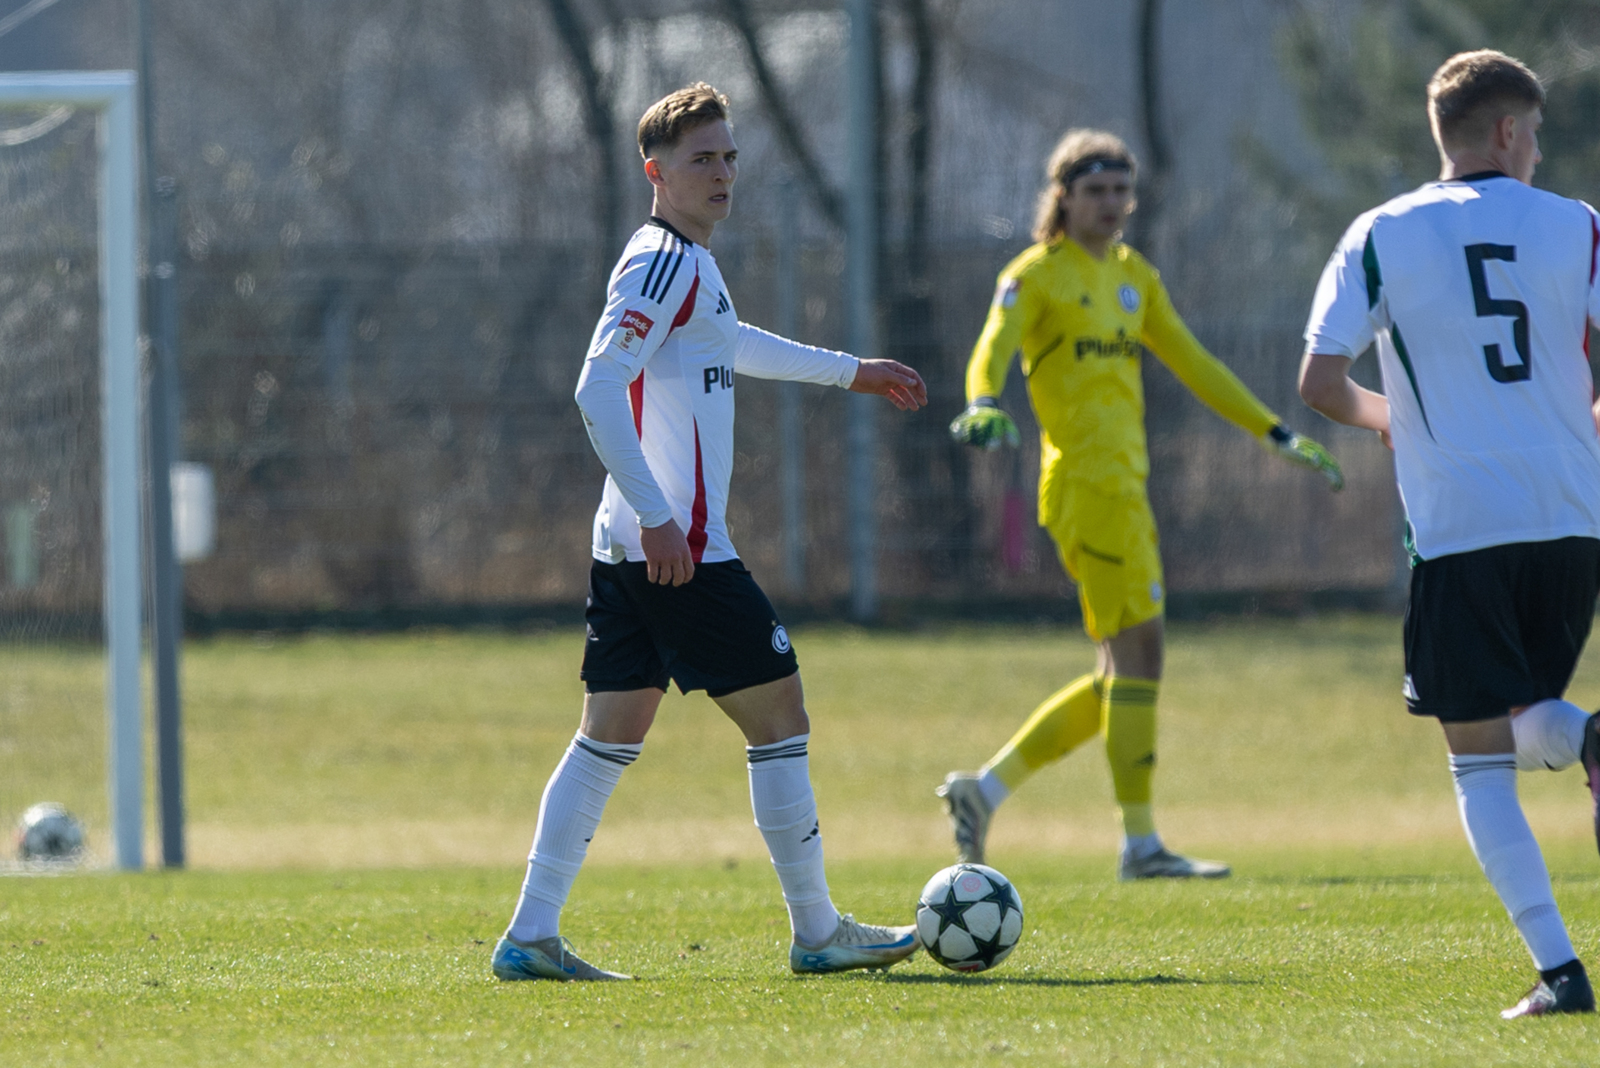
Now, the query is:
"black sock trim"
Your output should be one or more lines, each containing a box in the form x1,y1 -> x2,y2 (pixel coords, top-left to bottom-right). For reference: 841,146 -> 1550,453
1541,959 -> 1585,984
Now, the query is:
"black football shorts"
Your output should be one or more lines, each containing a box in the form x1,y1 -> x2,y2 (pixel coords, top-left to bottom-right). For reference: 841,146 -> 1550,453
580,558 -> 798,698
1403,536 -> 1600,722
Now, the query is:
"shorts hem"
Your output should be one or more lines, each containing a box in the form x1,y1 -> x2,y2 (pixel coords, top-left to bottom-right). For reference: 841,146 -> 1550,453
582,676 -> 669,695
703,664 -> 799,700
1407,700 -> 1532,724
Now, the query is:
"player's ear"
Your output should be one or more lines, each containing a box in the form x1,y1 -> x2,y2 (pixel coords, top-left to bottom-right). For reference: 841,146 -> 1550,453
644,157 -> 664,187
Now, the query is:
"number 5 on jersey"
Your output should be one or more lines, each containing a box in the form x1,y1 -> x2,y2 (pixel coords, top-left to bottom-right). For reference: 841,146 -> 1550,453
1465,243 -> 1531,383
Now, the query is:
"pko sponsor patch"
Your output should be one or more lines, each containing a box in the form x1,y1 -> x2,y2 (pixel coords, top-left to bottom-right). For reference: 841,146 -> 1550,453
614,308 -> 655,354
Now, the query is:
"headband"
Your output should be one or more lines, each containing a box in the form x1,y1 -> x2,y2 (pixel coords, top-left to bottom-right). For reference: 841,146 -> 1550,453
1061,157 -> 1132,186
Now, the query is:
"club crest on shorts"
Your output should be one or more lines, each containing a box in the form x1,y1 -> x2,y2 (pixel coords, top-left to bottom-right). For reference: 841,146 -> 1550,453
1118,284 -> 1141,313
771,624 -> 791,654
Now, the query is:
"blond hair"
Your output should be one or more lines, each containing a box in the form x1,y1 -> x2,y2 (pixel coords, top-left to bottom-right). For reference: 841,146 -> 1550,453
637,82 -> 730,159
1427,50 -> 1544,149
1031,129 -> 1139,244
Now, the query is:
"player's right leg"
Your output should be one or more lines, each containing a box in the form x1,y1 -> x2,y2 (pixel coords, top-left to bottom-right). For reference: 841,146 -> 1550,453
495,561 -> 668,982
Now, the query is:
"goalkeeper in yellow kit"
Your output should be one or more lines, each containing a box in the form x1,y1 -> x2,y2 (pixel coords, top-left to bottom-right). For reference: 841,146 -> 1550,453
938,129 -> 1343,880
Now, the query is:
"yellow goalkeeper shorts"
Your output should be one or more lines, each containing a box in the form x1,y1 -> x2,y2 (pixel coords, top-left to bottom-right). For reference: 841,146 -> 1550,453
1045,483 -> 1164,643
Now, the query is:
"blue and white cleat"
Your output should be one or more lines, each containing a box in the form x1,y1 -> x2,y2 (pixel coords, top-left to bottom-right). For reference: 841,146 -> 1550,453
789,914 -> 919,974
491,934 -> 632,981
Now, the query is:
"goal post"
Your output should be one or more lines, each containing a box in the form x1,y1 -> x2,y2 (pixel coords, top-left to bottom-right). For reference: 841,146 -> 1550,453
0,72 -> 143,870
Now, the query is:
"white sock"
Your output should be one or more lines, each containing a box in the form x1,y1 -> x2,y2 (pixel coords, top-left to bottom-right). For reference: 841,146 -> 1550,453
1449,752 -> 1576,971
976,768 -> 1010,810
1512,699 -> 1589,772
747,733 -> 840,948
1122,828 -> 1162,861
506,733 -> 640,943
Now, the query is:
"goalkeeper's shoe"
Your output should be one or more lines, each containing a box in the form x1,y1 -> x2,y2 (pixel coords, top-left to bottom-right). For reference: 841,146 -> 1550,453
1502,961 -> 1595,1019
789,914 -> 919,974
949,398 -> 1020,450
936,772 -> 993,865
1118,847 -> 1231,881
491,934 -> 632,981
1265,425 -> 1343,490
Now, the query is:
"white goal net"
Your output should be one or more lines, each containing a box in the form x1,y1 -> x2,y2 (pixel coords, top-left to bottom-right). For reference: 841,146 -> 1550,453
0,73 -> 141,871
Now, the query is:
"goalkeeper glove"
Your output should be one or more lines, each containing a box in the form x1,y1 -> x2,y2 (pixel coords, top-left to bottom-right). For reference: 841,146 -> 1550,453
1265,424 -> 1344,491
949,397 -> 1021,450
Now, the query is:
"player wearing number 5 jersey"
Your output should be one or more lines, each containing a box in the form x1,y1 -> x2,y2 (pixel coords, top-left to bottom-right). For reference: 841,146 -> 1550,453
1301,50 -> 1600,1019
937,128 -> 1344,883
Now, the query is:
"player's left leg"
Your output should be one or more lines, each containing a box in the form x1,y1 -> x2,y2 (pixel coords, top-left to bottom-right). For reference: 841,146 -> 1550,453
715,673 -> 919,974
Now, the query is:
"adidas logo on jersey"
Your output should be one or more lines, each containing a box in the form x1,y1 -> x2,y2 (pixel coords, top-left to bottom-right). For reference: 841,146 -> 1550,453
715,291 -> 730,314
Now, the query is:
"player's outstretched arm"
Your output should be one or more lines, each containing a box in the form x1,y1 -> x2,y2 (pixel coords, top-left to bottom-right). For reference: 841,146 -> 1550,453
848,358 -> 927,410
948,396 -> 1020,450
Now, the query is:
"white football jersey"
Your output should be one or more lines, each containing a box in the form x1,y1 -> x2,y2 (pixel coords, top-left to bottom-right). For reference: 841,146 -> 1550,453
575,219 -> 858,565
1305,173 -> 1600,559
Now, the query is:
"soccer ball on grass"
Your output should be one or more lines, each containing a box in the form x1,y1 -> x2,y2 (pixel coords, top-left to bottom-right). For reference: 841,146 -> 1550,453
916,863 -> 1023,972
16,802 -> 86,862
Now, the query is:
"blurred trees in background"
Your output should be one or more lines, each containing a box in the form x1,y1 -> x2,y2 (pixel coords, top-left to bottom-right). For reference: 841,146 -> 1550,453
10,0 -> 1513,622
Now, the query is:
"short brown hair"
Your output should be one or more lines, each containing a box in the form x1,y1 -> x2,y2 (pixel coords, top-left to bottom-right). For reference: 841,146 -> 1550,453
1427,50 -> 1544,149
1032,129 -> 1138,244
637,83 -> 730,159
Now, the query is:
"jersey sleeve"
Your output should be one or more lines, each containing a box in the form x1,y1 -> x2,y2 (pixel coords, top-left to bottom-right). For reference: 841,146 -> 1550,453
1141,272 -> 1279,436
965,262 -> 1046,402
588,230 -> 698,379
571,232 -> 697,531
1304,213 -> 1380,358
733,323 -> 859,387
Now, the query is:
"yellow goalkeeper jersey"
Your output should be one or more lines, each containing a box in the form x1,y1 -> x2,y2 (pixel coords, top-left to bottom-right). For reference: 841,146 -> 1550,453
966,237 -> 1280,518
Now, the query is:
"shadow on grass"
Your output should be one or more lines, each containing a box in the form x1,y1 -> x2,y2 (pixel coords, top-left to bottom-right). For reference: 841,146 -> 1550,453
874,972 -> 1255,988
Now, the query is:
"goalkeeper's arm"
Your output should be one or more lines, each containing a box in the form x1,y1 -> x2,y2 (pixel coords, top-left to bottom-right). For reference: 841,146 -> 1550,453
949,396 -> 1020,450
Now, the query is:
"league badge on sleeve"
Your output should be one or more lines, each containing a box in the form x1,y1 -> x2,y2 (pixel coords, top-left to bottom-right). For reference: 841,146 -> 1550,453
994,278 -> 1021,309
615,308 -> 655,355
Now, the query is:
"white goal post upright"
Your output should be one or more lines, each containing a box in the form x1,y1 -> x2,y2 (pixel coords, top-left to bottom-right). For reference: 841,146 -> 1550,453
0,72 -> 143,870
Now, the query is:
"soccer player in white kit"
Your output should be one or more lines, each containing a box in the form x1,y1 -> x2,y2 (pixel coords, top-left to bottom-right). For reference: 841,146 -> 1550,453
491,83 -> 929,981
1300,50 -> 1600,1018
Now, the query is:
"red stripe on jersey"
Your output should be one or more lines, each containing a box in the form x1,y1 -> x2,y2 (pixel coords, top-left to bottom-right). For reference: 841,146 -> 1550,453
669,273 -> 700,333
688,421 -> 709,562
1589,216 -> 1598,372
629,373 -> 645,438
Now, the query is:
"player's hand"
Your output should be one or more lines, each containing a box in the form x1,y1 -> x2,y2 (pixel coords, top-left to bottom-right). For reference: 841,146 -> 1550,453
640,519 -> 694,586
949,398 -> 1020,450
850,359 -> 928,410
1265,425 -> 1344,491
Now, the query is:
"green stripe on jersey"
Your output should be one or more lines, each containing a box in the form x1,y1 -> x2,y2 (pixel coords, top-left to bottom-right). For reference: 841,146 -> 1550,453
1362,230 -> 1382,309
1389,323 -> 1433,439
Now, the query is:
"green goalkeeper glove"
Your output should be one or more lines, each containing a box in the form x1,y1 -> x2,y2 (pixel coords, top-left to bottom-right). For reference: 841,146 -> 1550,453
949,398 -> 1021,450
1265,425 -> 1344,491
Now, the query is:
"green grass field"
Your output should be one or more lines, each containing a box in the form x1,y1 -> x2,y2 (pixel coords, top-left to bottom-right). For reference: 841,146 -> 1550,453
4,617 -> 1600,1064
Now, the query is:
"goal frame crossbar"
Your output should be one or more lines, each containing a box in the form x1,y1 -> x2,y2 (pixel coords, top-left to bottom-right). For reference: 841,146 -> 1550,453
0,72 -> 143,870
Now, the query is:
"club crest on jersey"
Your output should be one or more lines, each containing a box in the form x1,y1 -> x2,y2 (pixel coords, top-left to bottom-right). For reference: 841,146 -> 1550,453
1117,284 -> 1140,313
771,625 -> 791,654
995,278 -> 1021,309
616,309 -> 655,354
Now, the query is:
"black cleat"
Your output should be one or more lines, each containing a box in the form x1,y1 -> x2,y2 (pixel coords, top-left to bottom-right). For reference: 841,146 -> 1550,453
1583,713 -> 1600,856
1502,961 -> 1595,1019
